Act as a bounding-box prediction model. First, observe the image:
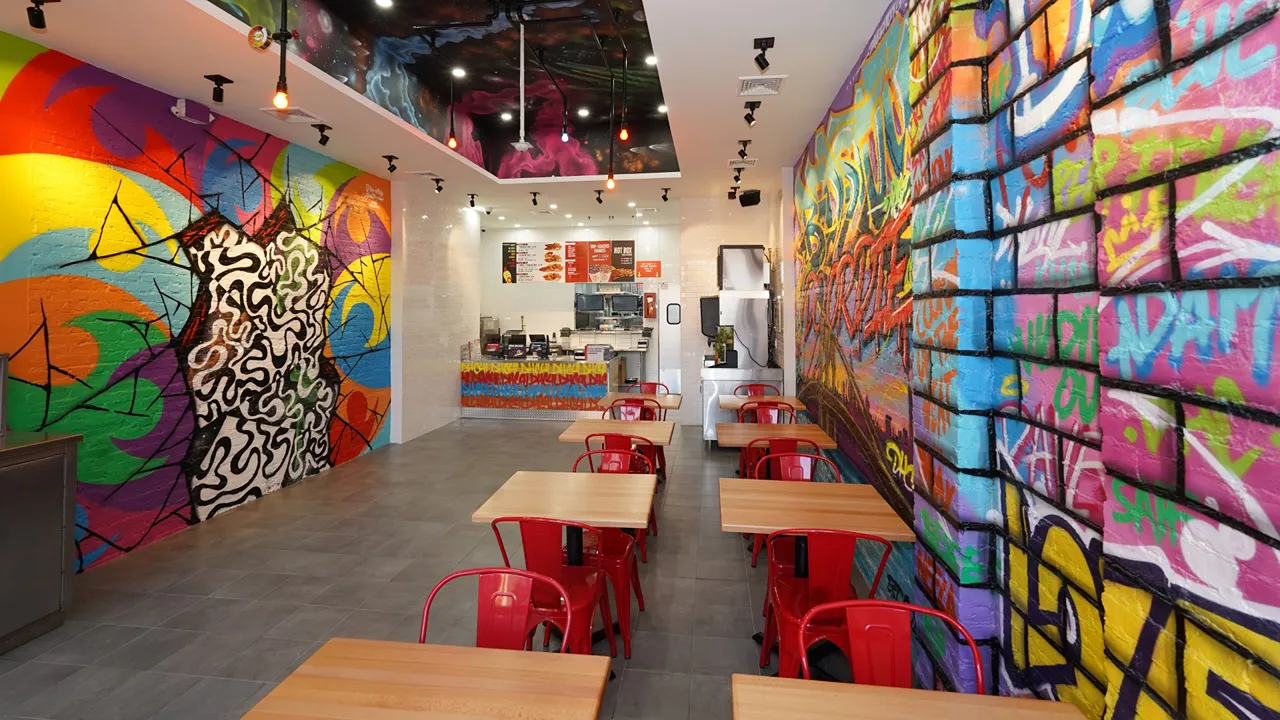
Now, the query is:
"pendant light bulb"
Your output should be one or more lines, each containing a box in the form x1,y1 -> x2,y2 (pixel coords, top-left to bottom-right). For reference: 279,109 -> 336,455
619,127 -> 630,141
272,79 -> 289,110
561,129 -> 569,143
447,133 -> 458,150
606,174 -> 616,190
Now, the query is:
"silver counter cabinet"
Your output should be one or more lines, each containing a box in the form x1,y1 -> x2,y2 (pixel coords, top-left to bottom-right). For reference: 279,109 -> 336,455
700,367 -> 785,443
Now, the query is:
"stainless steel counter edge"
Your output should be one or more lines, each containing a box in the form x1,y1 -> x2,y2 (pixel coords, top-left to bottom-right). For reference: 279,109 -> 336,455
699,368 -> 785,381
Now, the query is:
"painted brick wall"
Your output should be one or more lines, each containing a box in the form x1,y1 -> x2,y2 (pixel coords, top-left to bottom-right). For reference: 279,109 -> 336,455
0,32 -> 391,571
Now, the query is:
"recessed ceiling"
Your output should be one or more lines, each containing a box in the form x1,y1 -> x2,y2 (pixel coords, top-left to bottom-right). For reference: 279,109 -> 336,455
208,0 -> 675,180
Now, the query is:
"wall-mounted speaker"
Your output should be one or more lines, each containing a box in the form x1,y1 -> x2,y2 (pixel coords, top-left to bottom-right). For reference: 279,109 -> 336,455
738,189 -> 761,207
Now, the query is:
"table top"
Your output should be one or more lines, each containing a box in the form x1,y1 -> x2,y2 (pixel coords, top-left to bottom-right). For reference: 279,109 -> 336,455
730,675 -> 1085,719
244,638 -> 611,720
599,392 -> 683,410
715,423 -> 836,449
718,395 -> 807,411
560,419 -> 675,446
472,471 -> 657,529
718,478 -> 914,541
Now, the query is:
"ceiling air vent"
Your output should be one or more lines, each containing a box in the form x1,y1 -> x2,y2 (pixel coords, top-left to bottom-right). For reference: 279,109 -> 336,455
728,158 -> 759,169
260,106 -> 325,124
738,75 -> 787,96
635,207 -> 659,214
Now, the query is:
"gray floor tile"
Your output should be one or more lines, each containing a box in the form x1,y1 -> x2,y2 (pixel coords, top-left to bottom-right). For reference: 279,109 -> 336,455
265,606 -> 353,641
0,661 -> 16,679
209,600 -> 304,637
624,632 -> 692,673
210,573 -> 291,600
332,557 -> 415,582
612,670 -> 691,720
105,594 -> 201,627
357,581 -> 432,615
692,601 -> 756,639
213,638 -> 316,682
690,636 -> 763,676
65,590 -> 147,623
0,663 -> 84,713
636,601 -> 696,634
309,580 -> 385,608
264,575 -> 334,604
689,674 -> 732,720
69,670 -> 201,720
152,633 -> 259,676
0,622 -> 95,662
694,557 -> 746,581
153,677 -> 267,720
95,628 -> 203,670
162,569 -> 247,597
35,625 -> 148,665
160,598 -> 255,632
15,665 -> 137,719
694,579 -> 753,608
329,610 -> 409,640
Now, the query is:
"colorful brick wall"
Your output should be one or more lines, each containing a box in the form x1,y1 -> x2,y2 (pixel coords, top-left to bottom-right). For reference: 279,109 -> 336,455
800,0 -> 1280,714
0,32 -> 392,571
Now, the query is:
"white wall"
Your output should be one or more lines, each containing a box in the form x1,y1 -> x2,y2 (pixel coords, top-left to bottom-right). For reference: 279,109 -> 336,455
390,182 -> 482,443
480,224 -> 681,335
677,195 -> 783,425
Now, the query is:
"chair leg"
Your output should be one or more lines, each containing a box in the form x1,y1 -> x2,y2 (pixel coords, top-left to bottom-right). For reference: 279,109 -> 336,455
638,532 -> 648,563
649,507 -> 659,537
598,587 -> 617,658
759,603 -> 775,668
543,621 -> 552,648
751,534 -> 764,567
611,567 -> 633,659
631,555 -> 645,611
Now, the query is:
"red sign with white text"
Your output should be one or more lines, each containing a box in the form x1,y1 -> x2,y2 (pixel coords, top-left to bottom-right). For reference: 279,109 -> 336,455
565,242 -> 590,283
637,260 -> 662,278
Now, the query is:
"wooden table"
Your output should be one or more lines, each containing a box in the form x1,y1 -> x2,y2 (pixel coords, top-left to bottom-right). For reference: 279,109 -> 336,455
473,471 -> 657,530
560,419 -> 675,446
731,674 -> 1085,719
598,392 -> 682,410
244,638 -> 611,720
719,395 -> 806,412
718,478 -> 913,541
715,423 -> 836,449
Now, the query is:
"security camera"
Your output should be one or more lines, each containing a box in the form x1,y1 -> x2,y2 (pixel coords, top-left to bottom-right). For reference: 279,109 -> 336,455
485,208 -> 492,215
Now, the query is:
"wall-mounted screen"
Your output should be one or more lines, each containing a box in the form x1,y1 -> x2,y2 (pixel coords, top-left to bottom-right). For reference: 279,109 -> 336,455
611,294 -> 641,313
576,294 -> 605,312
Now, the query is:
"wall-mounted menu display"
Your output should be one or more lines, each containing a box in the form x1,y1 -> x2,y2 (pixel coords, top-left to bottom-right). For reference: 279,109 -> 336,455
509,240 -> 638,283
501,242 -> 565,283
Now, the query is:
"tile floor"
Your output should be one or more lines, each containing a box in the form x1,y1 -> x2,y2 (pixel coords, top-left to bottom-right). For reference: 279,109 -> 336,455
0,420 -> 780,720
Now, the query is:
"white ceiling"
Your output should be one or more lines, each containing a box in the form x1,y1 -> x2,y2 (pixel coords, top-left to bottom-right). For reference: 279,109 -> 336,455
0,0 -> 890,229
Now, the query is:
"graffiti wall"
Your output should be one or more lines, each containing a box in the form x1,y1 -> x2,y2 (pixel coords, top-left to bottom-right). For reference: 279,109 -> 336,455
801,0 -> 1280,714
793,2 -> 914,525
460,360 -> 609,411
0,32 -> 392,571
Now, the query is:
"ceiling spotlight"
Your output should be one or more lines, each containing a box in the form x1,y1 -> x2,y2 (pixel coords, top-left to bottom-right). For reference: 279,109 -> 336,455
433,178 -> 444,193
500,112 -> 513,121
606,173 -> 616,190
577,107 -> 590,118
657,105 -> 668,114
596,190 -> 604,205
728,186 -> 739,200
498,215 -> 505,220
312,123 -> 331,146
204,74 -> 233,104
744,101 -> 761,127
738,139 -> 752,159
383,155 -> 398,174
643,221 -> 650,226
549,204 -> 558,210
565,214 -> 573,219
645,55 -> 658,66
468,194 -> 477,208
514,224 -> 521,228
27,0 -> 49,30
452,67 -> 466,78
578,222 -> 585,227
753,37 -> 774,73
375,0 -> 392,7
530,192 -> 539,207
661,188 -> 670,202
636,212 -> 644,217
628,202 -> 636,208
734,170 -> 742,183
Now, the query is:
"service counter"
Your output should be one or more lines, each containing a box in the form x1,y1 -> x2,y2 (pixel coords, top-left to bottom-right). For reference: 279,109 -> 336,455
460,356 -> 624,420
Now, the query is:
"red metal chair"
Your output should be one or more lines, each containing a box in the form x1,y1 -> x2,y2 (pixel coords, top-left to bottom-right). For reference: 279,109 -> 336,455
571,449 -> 650,659
733,383 -> 780,396
584,434 -> 662,554
603,397 -> 663,421
759,528 -> 891,678
489,517 -> 617,656
749,454 -> 841,607
628,382 -> 670,394
743,437 -> 820,479
737,400 -> 796,425
418,567 -> 573,652
797,600 -> 985,694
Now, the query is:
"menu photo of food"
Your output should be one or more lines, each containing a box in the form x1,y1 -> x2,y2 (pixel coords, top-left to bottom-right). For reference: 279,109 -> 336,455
512,241 -> 566,283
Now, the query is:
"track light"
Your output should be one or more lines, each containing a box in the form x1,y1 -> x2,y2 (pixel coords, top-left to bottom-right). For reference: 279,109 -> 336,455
734,170 -> 742,183
468,194 -> 477,208
744,101 -> 761,127
606,173 -> 616,190
728,186 -> 739,200
753,37 -> 774,73
383,155 -> 397,173
201,74 -> 232,104
738,140 -> 752,159
661,188 -> 670,202
433,178 -> 444,193
312,123 -> 331,146
596,190 -> 604,204
530,192 -> 539,207
27,0 -> 50,30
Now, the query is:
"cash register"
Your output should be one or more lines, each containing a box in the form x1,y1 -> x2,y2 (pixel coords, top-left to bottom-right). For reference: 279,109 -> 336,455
528,334 -> 550,359
503,334 -> 528,359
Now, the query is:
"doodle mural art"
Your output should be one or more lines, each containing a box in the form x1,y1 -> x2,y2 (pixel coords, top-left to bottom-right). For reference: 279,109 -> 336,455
804,0 -> 1280,714
0,32 -> 391,570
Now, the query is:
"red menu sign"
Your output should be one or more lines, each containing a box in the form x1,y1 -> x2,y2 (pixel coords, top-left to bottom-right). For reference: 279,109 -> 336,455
589,242 -> 613,282
565,242 -> 590,283
637,260 -> 662,278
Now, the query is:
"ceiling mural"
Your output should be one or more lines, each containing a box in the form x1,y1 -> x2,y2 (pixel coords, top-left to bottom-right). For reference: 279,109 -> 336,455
208,0 -> 677,179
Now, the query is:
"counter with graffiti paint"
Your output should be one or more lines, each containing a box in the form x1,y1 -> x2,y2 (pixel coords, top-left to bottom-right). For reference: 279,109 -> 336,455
460,357 -> 621,419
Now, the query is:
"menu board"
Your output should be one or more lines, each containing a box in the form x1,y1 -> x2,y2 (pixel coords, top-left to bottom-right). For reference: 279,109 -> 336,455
505,240 -> 643,283
637,260 -> 661,278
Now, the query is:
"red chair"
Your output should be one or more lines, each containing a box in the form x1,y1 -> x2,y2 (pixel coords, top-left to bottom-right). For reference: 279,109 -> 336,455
490,517 -> 617,656
584,434 -> 662,553
628,382 -> 670,394
759,529 -> 891,678
571,449 -> 649,659
744,437 -> 820,479
603,397 -> 662,421
733,383 -> 780,396
737,400 -> 796,425
419,567 -> 573,652
749,453 -> 840,585
797,600 -> 985,693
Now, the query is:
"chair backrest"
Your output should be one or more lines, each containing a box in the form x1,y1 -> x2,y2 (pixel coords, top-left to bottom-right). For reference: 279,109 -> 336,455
573,448 -> 653,475
734,383 -> 780,397
737,400 -> 795,425
584,433 -> 657,474
765,529 -> 889,609
798,600 -> 985,694
753,452 -> 838,482
490,517 -> 604,606
603,397 -> 662,421
628,382 -> 670,394
744,438 -> 821,479
419,567 -> 572,652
